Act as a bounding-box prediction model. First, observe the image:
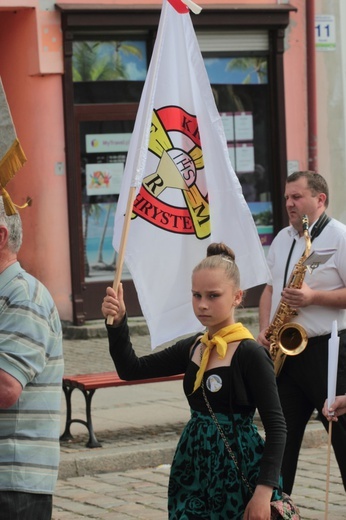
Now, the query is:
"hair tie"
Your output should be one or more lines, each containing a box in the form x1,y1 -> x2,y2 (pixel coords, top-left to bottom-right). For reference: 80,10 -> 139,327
221,256 -> 233,264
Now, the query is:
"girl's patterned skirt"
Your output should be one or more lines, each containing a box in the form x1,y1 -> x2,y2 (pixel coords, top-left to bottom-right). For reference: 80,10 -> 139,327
168,410 -> 282,519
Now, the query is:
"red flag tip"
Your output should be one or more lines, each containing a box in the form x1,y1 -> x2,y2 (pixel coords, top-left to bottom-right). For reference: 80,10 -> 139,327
167,0 -> 189,13
167,0 -> 202,15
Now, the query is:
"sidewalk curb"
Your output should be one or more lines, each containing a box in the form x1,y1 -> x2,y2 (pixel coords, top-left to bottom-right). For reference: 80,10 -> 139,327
62,318 -> 149,340
59,440 -> 177,479
58,421 -> 328,480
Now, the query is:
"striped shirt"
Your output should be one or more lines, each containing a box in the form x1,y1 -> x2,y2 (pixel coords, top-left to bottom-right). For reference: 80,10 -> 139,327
0,262 -> 64,494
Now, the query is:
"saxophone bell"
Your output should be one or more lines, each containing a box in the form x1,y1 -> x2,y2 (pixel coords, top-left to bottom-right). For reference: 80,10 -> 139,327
276,322 -> 308,356
267,321 -> 308,377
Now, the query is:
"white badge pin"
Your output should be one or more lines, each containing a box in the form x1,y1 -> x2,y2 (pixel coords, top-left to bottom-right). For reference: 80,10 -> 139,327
206,374 -> 222,392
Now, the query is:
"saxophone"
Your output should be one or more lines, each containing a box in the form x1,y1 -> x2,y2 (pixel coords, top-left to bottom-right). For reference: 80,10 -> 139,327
266,215 -> 312,376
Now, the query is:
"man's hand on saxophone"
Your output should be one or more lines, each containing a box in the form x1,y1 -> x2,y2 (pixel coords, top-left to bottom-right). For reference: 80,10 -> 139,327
281,281 -> 314,308
257,284 -> 272,348
257,329 -> 270,348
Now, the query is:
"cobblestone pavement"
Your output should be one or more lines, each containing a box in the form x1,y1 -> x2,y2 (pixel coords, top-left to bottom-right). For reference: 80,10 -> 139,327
62,325 -> 167,375
53,445 -> 345,519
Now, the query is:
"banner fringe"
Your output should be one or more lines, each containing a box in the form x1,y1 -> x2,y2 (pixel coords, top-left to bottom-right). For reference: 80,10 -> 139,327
0,138 -> 27,187
0,186 -> 18,215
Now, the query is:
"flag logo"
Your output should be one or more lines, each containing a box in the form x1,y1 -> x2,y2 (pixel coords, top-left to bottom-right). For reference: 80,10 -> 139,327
132,105 -> 210,239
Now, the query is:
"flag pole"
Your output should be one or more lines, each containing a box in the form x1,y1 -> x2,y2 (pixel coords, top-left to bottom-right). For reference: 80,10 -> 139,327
106,186 -> 137,325
324,320 -> 339,517
324,420 -> 333,520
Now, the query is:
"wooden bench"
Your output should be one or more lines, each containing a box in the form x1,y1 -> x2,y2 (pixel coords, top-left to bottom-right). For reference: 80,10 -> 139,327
60,372 -> 184,448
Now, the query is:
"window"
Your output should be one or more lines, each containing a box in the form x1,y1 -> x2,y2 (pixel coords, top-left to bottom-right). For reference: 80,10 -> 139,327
204,53 -> 273,250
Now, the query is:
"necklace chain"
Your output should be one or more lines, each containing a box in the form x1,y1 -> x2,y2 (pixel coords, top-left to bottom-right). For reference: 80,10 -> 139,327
199,346 -> 253,494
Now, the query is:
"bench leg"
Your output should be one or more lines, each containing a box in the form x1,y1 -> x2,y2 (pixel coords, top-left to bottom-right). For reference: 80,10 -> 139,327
84,389 -> 102,448
60,384 -> 75,442
60,385 -> 102,449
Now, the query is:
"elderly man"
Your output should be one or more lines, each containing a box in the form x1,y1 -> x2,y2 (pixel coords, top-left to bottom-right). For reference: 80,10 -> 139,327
0,196 -> 64,519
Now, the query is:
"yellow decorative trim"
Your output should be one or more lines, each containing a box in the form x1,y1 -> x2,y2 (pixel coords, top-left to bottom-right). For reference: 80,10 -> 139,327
0,187 -> 17,216
0,139 -> 27,187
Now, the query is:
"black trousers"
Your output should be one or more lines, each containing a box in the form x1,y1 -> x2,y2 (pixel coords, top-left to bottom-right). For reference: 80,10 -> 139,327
277,329 -> 346,495
0,491 -> 52,520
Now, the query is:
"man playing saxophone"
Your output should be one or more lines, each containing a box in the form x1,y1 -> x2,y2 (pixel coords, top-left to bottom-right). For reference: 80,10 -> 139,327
257,171 -> 346,496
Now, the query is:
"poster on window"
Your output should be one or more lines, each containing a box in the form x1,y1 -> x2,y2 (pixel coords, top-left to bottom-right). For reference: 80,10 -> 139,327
82,202 -> 132,281
220,112 -> 234,142
86,133 -> 131,154
235,143 -> 255,173
86,163 -> 124,196
234,112 -> 253,141
248,201 -> 274,249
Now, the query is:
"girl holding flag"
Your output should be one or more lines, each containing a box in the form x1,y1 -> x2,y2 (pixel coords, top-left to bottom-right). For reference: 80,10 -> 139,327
102,243 -> 298,519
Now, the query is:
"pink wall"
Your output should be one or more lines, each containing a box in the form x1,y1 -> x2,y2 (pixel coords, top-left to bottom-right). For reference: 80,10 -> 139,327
283,0 -> 309,172
0,9 -> 72,319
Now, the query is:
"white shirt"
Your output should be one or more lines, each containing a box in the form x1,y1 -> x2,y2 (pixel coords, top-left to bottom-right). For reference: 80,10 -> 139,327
266,218 -> 346,337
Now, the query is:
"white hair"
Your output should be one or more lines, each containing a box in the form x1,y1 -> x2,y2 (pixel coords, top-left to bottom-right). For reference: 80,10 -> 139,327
0,197 -> 23,253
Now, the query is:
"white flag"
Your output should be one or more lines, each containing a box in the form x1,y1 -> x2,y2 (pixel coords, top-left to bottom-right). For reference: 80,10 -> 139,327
113,0 -> 270,348
327,320 -> 340,410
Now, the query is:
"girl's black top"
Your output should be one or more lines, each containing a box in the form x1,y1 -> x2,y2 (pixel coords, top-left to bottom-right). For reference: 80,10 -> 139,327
107,318 -> 287,488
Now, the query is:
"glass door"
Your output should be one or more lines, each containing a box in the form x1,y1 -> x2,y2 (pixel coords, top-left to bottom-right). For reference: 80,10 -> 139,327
65,36 -> 150,322
73,107 -> 142,320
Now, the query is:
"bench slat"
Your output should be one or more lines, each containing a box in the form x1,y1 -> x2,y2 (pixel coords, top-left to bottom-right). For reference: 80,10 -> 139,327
63,372 -> 184,390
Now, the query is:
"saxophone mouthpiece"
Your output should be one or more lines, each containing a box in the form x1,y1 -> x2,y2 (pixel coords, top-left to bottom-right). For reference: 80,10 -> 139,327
302,214 -> 309,231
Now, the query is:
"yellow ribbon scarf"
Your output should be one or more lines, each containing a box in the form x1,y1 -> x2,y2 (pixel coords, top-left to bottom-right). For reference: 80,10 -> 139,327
192,322 -> 254,393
